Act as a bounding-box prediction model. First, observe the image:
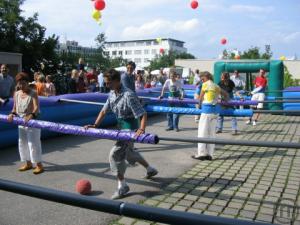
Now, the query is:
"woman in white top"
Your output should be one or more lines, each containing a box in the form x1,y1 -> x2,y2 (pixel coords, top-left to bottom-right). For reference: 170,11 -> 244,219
8,72 -> 44,174
159,71 -> 184,132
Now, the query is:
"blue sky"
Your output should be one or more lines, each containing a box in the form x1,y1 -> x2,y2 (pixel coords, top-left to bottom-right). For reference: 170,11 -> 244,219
21,0 -> 300,59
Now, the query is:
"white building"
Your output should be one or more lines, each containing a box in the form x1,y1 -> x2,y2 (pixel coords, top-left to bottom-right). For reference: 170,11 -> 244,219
57,40 -> 99,56
104,38 -> 187,68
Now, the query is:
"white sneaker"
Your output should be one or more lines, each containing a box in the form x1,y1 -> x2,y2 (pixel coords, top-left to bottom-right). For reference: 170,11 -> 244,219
111,185 -> 130,200
252,121 -> 257,126
246,120 -> 251,125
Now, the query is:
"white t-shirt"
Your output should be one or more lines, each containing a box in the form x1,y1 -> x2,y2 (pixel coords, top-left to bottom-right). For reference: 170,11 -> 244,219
230,75 -> 245,90
193,74 -> 201,85
162,79 -> 183,98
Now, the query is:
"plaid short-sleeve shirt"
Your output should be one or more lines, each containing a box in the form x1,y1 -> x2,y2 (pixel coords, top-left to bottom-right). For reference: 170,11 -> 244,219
102,86 -> 145,119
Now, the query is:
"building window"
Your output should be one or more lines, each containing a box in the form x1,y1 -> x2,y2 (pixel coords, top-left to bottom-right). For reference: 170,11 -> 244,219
118,51 -> 123,55
113,43 -> 119,47
151,49 -> 157,54
125,42 -> 135,47
134,50 -> 142,55
136,42 -> 145,46
146,41 -> 152,46
144,50 -> 149,54
134,58 -> 141,63
112,51 -> 117,56
144,58 -> 150,63
120,42 -> 125,47
125,50 -> 132,55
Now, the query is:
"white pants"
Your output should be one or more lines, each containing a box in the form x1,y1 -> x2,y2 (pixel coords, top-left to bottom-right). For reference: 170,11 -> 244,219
18,126 -> 42,163
197,113 -> 218,157
251,93 -> 265,109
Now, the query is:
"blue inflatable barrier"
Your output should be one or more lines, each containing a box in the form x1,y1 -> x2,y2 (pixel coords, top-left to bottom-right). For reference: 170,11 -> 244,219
283,87 -> 300,110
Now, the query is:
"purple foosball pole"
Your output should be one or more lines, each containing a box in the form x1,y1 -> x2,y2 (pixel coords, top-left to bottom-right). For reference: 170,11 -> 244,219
0,114 -> 159,144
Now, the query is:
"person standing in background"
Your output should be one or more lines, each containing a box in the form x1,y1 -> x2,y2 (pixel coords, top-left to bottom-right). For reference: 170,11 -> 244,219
216,72 -> 238,135
121,61 -> 136,92
193,69 -> 201,85
159,71 -> 184,132
246,69 -> 267,126
45,75 -> 56,96
0,64 -> 15,106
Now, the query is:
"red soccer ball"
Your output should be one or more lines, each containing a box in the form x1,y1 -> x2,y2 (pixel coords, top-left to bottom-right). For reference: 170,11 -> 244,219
191,0 -> 199,9
94,0 -> 106,11
76,179 -> 92,195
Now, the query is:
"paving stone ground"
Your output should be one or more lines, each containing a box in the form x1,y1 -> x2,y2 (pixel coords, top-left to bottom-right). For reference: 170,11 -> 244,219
113,115 -> 300,225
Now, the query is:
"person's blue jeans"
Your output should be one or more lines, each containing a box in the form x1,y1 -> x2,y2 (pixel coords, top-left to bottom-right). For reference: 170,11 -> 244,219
217,116 -> 237,131
167,113 -> 179,129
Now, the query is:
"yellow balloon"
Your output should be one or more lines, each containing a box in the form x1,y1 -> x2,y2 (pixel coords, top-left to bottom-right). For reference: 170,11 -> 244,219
92,10 -> 101,20
156,37 -> 162,43
280,56 -> 286,60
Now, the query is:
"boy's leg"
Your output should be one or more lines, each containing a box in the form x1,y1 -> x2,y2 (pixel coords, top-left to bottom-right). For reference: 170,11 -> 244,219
109,141 -> 130,199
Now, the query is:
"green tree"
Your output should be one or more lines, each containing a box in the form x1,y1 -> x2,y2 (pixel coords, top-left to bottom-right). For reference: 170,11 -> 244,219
148,50 -> 195,71
0,0 -> 59,75
283,65 -> 300,88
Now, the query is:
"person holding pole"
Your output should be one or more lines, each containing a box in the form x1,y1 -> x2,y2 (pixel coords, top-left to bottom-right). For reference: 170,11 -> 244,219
85,69 -> 157,200
7,72 -> 44,174
159,71 -> 184,132
192,71 -> 228,160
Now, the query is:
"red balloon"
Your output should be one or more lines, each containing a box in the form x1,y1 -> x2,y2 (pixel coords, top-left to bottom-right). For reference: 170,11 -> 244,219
76,179 -> 92,195
191,1 -> 199,9
159,48 -> 165,54
94,0 -> 106,11
221,38 -> 227,45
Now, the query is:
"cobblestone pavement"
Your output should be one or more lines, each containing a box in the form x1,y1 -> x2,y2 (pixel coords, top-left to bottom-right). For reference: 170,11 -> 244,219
113,115 -> 300,225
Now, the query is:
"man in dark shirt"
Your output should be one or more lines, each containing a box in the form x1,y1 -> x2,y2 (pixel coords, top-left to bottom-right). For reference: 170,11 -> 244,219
121,61 -> 136,92
216,72 -> 237,135
0,64 -> 15,106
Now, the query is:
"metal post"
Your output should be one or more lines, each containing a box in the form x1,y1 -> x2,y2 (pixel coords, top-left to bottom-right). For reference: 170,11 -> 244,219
0,179 -> 270,225
255,110 -> 300,115
159,136 -> 300,149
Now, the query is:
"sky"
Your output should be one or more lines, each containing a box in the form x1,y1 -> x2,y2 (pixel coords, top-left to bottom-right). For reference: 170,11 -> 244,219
21,0 -> 300,59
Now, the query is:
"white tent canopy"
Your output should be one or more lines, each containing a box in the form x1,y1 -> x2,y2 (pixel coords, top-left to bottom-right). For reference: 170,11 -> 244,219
114,66 -> 144,73
114,66 -> 127,72
150,70 -> 160,75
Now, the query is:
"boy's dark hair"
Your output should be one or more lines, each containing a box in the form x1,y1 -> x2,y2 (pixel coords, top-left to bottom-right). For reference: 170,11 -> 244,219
104,69 -> 120,81
127,61 -> 136,70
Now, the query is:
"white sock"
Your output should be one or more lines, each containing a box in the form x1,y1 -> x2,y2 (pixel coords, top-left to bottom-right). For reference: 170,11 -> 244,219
118,179 -> 126,189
